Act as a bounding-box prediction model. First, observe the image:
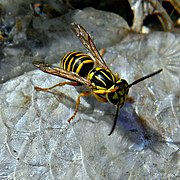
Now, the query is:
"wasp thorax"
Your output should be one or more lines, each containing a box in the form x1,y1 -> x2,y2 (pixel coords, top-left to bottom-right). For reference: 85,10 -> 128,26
88,67 -> 116,90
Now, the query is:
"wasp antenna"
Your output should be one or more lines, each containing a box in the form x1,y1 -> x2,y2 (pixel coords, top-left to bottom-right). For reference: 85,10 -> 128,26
108,102 -> 121,136
128,69 -> 163,88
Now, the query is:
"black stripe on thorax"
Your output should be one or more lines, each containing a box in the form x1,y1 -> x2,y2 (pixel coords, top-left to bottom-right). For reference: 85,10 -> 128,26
90,68 -> 115,89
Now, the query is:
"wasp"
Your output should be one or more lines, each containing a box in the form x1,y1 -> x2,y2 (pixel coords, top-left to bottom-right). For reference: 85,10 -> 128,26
33,22 -> 162,135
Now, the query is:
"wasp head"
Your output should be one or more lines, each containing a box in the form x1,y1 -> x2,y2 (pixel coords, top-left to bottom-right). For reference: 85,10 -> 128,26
106,79 -> 129,106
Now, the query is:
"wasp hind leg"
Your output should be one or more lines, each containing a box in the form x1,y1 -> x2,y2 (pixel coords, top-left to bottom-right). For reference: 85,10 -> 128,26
34,81 -> 80,91
99,48 -> 106,57
68,91 -> 91,123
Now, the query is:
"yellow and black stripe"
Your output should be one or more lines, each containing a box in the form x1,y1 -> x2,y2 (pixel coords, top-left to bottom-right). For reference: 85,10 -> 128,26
88,67 -> 129,107
88,67 -> 116,90
60,51 -> 94,77
106,79 -> 129,106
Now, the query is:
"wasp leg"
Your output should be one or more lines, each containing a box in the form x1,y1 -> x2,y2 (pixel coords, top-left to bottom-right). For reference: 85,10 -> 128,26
92,89 -> 117,102
68,91 -> 91,123
126,96 -> 134,103
99,48 -> 106,57
93,88 -> 117,95
93,92 -> 107,103
35,81 -> 79,91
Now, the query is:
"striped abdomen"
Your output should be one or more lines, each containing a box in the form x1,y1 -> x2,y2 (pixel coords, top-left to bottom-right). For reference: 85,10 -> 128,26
60,51 -> 94,77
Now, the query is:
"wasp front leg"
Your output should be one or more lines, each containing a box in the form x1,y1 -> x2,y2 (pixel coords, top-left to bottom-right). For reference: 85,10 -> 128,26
34,81 -> 80,91
93,92 -> 108,103
93,88 -> 117,95
92,89 -> 116,103
68,91 -> 91,123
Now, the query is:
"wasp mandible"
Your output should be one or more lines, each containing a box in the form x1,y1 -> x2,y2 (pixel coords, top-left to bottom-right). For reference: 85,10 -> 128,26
33,22 -> 162,135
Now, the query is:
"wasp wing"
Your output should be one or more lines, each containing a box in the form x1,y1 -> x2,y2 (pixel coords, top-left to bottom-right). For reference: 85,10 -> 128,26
71,22 -> 111,72
33,61 -> 92,87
